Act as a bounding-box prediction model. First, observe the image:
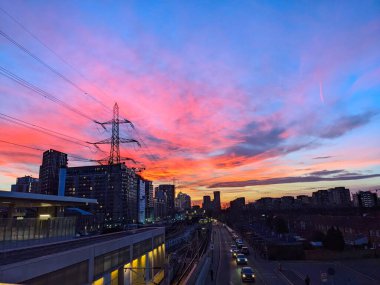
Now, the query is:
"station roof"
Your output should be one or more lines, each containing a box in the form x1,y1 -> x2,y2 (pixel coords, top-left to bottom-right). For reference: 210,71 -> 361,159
0,191 -> 97,207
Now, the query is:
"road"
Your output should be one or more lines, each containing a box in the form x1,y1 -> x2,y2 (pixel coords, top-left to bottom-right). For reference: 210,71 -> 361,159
207,223 -> 288,285
206,224 -> 380,285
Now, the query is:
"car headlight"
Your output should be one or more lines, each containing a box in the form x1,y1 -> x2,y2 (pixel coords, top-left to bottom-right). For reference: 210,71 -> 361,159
242,274 -> 246,277
252,274 -> 255,277
244,258 -> 247,261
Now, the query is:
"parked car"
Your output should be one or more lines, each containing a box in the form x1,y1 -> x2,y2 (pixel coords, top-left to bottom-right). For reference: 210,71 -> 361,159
241,267 -> 255,282
230,245 -> 238,252
241,246 -> 250,255
236,254 -> 248,265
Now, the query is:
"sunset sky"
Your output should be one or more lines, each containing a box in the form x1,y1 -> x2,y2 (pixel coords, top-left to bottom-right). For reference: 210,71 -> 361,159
0,1 -> 380,203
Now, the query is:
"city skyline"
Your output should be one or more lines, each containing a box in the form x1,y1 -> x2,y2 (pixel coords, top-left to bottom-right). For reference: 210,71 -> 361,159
1,1 -> 380,203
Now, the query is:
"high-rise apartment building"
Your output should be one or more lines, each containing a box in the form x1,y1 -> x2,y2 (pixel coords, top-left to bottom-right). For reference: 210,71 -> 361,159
154,189 -> 167,220
312,190 -> 329,206
11,176 -> 39,193
213,191 -> 221,211
136,176 -> 146,224
202,195 -> 212,211
145,180 -> 154,221
353,191 -> 378,208
328,187 -> 351,206
65,163 -> 138,226
158,184 -> 175,216
39,149 -> 67,195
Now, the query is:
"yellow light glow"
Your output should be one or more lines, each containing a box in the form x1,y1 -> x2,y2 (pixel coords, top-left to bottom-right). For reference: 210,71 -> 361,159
111,269 -> 118,283
92,277 -> 104,285
39,214 -> 51,219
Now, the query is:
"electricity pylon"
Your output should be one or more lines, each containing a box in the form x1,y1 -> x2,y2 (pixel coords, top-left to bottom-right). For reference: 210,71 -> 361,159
91,102 -> 140,165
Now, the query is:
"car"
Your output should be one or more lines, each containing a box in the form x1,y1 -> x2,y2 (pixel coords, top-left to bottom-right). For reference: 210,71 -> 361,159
241,267 -> 255,282
230,245 -> 238,252
231,249 -> 240,258
236,253 -> 248,265
237,242 -> 244,249
241,246 -> 250,255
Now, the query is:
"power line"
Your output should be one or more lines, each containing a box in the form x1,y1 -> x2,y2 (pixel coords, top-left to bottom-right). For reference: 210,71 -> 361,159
0,6 -> 112,112
0,27 -> 111,112
0,112 -> 100,151
0,9 -> 158,167
0,65 -> 101,124
132,127 -> 160,165
0,10 -> 158,167
0,138 -> 96,162
0,139 -> 44,152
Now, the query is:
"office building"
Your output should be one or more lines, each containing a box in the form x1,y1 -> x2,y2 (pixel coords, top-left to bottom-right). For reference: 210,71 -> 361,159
158,184 -> 175,216
11,175 -> 39,193
213,191 -> 221,211
39,149 -> 67,195
65,163 -> 138,227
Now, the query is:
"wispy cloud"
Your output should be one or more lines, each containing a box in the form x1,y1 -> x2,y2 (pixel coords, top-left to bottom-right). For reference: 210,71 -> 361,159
209,169 -> 380,188
313,156 -> 333,160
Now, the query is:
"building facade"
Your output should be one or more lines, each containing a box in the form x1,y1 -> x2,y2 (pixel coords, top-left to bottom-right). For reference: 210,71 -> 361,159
202,195 -> 212,211
11,175 -> 39,193
136,176 -> 146,224
65,163 -> 138,227
213,191 -> 221,211
39,149 -> 67,195
175,192 -> 191,211
353,191 -> 378,208
328,187 -> 351,207
145,180 -> 154,222
158,185 -> 175,216
230,197 -> 245,210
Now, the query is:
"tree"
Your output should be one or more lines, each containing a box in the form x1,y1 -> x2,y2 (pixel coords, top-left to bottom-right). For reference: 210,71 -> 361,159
311,230 -> 326,242
273,217 -> 289,234
324,227 -> 345,251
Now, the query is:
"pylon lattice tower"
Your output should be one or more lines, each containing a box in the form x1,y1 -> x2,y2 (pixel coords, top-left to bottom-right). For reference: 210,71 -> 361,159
92,102 -> 140,165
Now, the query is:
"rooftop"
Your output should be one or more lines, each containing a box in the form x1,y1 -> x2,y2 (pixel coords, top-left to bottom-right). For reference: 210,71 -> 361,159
0,190 -> 97,207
